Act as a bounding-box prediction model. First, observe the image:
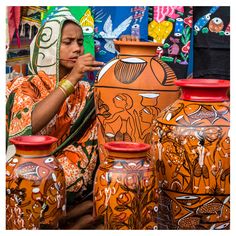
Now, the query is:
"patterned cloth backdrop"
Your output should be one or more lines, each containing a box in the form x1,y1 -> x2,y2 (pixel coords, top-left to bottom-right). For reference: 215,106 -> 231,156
92,6 -> 149,63
148,6 -> 193,79
192,6 -> 230,80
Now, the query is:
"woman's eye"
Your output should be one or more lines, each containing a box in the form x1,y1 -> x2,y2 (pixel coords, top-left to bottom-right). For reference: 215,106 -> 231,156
77,42 -> 83,46
63,41 -> 71,45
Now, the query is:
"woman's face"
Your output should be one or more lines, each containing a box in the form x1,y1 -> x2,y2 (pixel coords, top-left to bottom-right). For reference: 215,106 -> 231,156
60,22 -> 84,70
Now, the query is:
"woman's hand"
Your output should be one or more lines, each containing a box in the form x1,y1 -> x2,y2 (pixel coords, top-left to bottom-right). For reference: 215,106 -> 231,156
67,53 -> 104,85
119,35 -> 140,42
114,35 -> 140,51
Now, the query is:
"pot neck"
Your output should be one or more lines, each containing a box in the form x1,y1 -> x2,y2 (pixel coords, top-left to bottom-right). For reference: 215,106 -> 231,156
175,79 -> 230,102
104,141 -> 150,159
114,40 -> 161,56
15,148 -> 53,157
106,150 -> 149,159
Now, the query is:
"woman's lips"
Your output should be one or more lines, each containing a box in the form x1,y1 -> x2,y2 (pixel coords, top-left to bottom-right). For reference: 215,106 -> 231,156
69,57 -> 78,61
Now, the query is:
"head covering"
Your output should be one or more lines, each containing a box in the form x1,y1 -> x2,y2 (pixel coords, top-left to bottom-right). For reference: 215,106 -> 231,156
42,6 -> 95,58
29,7 -> 81,85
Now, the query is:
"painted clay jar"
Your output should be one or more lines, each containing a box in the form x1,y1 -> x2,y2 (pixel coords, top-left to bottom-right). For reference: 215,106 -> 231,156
93,141 -> 158,230
6,136 -> 66,229
151,79 -> 230,229
95,40 -> 180,162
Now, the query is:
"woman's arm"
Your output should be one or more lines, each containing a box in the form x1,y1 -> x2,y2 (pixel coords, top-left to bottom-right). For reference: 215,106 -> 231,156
32,53 -> 104,134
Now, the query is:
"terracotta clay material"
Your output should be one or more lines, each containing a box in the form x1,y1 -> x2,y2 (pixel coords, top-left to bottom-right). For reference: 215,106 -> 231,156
6,135 -> 66,229
152,79 -> 230,229
95,40 -> 180,162
93,141 -> 158,229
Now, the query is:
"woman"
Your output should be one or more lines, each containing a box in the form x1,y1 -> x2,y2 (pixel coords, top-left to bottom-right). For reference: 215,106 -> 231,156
6,7 -> 104,229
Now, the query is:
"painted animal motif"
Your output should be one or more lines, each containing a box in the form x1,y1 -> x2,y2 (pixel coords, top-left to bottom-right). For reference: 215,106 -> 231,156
99,15 -> 133,53
16,162 -> 50,181
168,37 -> 180,56
194,6 -> 219,32
80,9 -> 94,35
209,17 -> 224,33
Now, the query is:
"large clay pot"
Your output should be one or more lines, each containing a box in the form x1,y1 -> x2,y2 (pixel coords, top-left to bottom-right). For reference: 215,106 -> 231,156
95,40 -> 180,162
93,141 -> 158,230
6,136 -> 66,229
151,79 -> 230,229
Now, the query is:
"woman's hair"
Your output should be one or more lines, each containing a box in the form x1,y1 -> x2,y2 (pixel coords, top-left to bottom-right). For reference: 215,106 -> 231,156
62,20 -> 82,31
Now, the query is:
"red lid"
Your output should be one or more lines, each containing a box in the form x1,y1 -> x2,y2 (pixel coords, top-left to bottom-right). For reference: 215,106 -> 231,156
104,141 -> 150,153
9,135 -> 58,151
175,79 -> 230,88
175,79 -> 230,102
10,135 -> 58,145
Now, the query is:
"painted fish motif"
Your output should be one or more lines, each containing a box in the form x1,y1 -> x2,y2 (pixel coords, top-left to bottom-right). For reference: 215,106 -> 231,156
16,162 -> 49,181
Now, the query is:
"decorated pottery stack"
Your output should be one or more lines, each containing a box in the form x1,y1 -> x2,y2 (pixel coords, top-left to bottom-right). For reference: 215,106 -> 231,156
6,136 -> 66,229
93,141 -> 158,229
94,40 -> 180,162
151,79 -> 230,229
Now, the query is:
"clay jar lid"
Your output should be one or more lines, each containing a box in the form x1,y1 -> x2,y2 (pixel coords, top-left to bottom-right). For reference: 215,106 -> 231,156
175,79 -> 230,88
175,79 -> 230,102
104,141 -> 151,159
10,135 -> 58,151
104,141 -> 150,152
114,39 -> 162,56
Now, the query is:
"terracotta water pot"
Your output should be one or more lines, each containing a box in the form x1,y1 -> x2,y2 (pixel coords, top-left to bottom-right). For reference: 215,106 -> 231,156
93,141 -> 158,230
6,136 -> 66,229
151,79 -> 230,229
95,40 -> 180,162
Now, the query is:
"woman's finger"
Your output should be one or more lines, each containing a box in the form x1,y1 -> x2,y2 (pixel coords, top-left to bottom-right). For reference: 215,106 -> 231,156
79,59 -> 104,66
80,53 -> 95,60
132,35 -> 140,41
92,61 -> 105,66
86,66 -> 103,71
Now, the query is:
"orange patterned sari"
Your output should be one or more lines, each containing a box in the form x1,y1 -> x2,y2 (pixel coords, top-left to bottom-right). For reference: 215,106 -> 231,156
6,71 -> 98,203
6,8 -> 98,204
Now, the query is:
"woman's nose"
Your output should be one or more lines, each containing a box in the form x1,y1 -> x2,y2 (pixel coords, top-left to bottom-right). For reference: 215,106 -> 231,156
73,45 -> 81,53
72,42 -> 82,53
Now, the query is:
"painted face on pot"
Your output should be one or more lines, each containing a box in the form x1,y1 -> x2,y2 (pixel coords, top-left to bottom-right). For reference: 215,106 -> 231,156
209,17 -> 224,33
113,95 -> 127,108
140,107 -> 157,123
113,94 -> 133,110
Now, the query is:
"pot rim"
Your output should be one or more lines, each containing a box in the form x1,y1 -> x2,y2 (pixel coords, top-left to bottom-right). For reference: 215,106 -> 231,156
9,135 -> 58,146
175,79 -> 230,88
104,141 -> 150,152
113,39 -> 162,47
